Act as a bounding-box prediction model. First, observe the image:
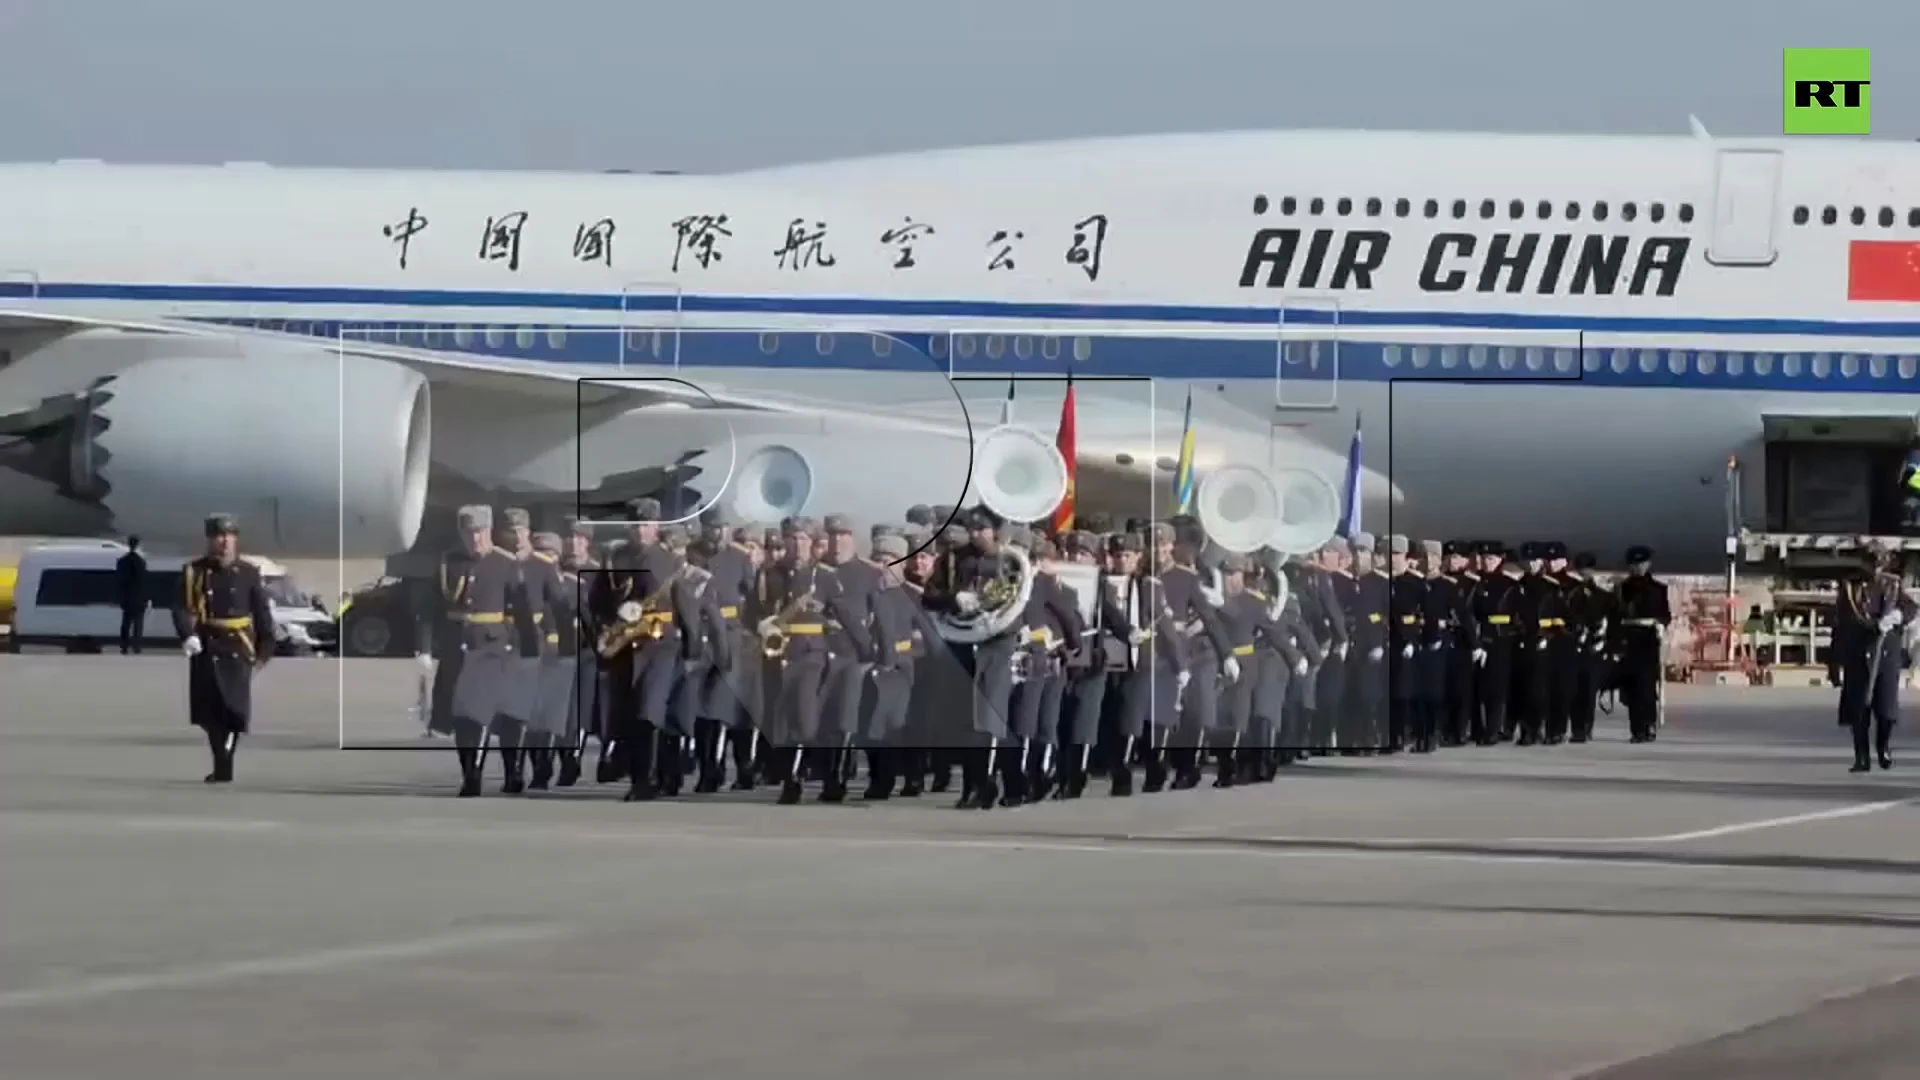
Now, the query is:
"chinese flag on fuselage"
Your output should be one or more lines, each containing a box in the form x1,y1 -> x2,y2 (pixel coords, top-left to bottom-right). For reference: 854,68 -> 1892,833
1848,240 -> 1920,302
1049,381 -> 1077,535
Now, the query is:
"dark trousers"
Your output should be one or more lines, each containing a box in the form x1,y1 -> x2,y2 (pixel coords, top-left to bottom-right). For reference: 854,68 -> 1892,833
1477,640 -> 1514,744
200,724 -> 238,780
1842,642 -> 1902,762
119,604 -> 147,654
1619,632 -> 1662,741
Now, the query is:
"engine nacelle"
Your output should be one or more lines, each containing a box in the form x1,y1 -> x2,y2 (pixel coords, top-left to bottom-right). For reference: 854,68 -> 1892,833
67,351 -> 431,557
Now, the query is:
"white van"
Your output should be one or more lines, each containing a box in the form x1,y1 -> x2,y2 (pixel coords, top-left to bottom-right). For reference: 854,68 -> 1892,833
5,542 -> 337,655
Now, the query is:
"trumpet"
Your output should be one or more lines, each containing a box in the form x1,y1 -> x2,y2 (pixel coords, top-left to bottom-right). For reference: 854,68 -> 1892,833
758,586 -> 822,658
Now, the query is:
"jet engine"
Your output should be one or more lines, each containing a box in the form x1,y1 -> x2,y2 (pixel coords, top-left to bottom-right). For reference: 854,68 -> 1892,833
62,351 -> 431,557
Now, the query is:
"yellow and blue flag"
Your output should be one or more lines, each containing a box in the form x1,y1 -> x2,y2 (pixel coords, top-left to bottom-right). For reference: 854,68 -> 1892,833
1173,389 -> 1198,514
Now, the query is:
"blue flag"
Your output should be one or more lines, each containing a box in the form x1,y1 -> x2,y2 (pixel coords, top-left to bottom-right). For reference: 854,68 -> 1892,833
1339,412 -> 1363,539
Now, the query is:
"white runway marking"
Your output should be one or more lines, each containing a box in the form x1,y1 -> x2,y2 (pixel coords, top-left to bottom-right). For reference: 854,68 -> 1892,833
0,924 -> 573,1012
119,817 -> 285,833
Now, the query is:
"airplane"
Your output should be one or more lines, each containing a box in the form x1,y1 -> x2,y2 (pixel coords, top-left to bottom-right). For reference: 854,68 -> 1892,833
2,126 -> 1919,578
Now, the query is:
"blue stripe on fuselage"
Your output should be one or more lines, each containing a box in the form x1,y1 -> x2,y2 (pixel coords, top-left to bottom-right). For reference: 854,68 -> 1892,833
6,278 -> 1920,393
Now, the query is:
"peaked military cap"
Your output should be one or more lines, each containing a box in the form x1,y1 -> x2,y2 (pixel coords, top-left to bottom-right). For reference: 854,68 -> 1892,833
204,513 -> 239,537
940,523 -> 969,547
1106,532 -> 1142,554
1625,545 -> 1654,564
531,531 -> 562,555
699,506 -> 730,527
1504,546 -> 1525,562
905,504 -> 934,527
1387,534 -> 1410,555
1172,518 -> 1207,547
763,526 -> 783,546
823,513 -> 854,535
1573,551 -> 1599,570
1123,516 -> 1150,534
1476,540 -> 1503,556
1441,539 -> 1467,557
902,525 -> 931,549
780,515 -> 810,535
457,505 -> 493,532
965,505 -> 1002,531
627,497 -> 662,521
1546,541 -> 1569,560
502,507 -> 531,529
872,532 -> 908,559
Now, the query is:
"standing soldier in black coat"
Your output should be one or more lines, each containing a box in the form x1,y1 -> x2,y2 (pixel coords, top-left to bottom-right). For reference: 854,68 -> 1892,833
1107,528 -> 1189,796
117,536 -> 149,655
173,514 -> 274,783
1059,530 -> 1125,799
1833,543 -> 1917,772
1613,545 -> 1671,744
1385,536 -> 1429,752
1423,542 -> 1466,750
1261,555 -> 1318,772
1311,541 -> 1355,751
1472,549 -> 1527,747
1564,551 -> 1612,744
1347,533 -> 1391,752
758,517 -> 839,804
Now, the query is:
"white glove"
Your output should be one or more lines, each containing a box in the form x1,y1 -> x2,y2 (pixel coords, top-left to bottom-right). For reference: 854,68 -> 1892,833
1128,628 -> 1148,646
1222,656 -> 1241,683
955,590 -> 980,615
415,652 -> 436,675
616,600 -> 643,623
1401,644 -> 1415,660
182,635 -> 203,658
1337,642 -> 1350,660
1294,658 -> 1310,677
1881,611 -> 1905,632
1536,639 -> 1549,651
1472,647 -> 1487,666
1367,646 -> 1383,662
1176,670 -> 1192,693
1428,640 -> 1444,652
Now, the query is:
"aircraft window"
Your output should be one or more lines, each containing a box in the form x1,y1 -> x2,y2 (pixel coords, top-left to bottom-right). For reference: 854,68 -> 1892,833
1336,197 -> 1353,216
1622,203 -> 1638,222
985,335 -> 1005,359
1822,206 -> 1838,225
1280,197 -> 1297,215
1782,354 -> 1802,377
815,333 -> 836,355
1393,198 -> 1410,217
1012,335 -> 1032,359
651,330 -> 669,358
1726,352 -> 1745,376
1841,354 -> 1861,378
1440,345 -> 1460,369
423,326 -> 442,346
1637,350 -> 1658,374
1850,207 -> 1866,226
1911,209 -> 1920,228
1382,345 -> 1402,368
1041,336 -> 1060,360
1880,207 -> 1896,228
1902,356 -> 1918,380
1468,345 -> 1488,369
1478,200 -> 1495,220
1581,349 -> 1601,372
1871,354 -> 1888,378
1450,200 -> 1467,219
1524,347 -> 1544,371
1365,197 -> 1382,216
1811,353 -> 1831,378
1072,336 -> 1092,361
1497,346 -> 1518,370
1508,200 -> 1524,220
1678,203 -> 1695,223
1649,203 -> 1666,223
1410,346 -> 1430,369
872,334 -> 893,357
1422,199 -> 1438,218
759,332 -> 780,355
1593,202 -> 1610,222
485,326 -> 505,348
515,326 -> 536,349
1754,353 -> 1774,375
1565,201 -> 1581,221
929,335 -> 948,359
1609,349 -> 1629,374
455,326 -> 474,347
1792,206 -> 1810,225
546,328 -> 566,350
1667,351 -> 1687,375
1696,351 -> 1717,375
1309,197 -> 1325,215
1552,348 -> 1575,373
955,334 -> 976,358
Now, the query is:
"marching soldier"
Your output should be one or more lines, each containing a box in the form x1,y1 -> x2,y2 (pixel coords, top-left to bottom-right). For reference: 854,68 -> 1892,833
493,507 -> 559,794
1213,553 -> 1277,786
656,524 -> 723,796
862,532 -> 945,798
519,530 -> 575,791
1164,519 -> 1236,788
588,498 -> 696,803
1347,534 -> 1390,752
1262,553 -> 1319,771
922,506 -> 1025,809
1514,543 -> 1568,746
173,514 -> 274,784
416,505 -> 533,797
1385,536 -> 1429,753
1471,546 -> 1526,746
1314,540 -> 1356,751
1106,529 -> 1188,796
1012,533 -> 1082,802
1539,542 -> 1579,745
758,517 -> 839,804
1060,530 -> 1124,799
557,516 -> 599,786
1566,552 -> 1612,744
1613,545 -> 1671,744
895,524 -> 942,797
696,510 -> 761,792
817,515 -> 880,802
1442,541 -> 1482,747
1833,543 -> 1915,772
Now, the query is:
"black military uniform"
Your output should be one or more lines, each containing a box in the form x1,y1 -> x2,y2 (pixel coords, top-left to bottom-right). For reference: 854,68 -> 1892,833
1108,527 -> 1189,796
1518,542 -> 1573,746
497,507 -> 549,789
1423,542 -> 1466,748
1834,546 -> 1916,772
1471,550 -> 1526,746
1162,522 -> 1236,788
1012,532 -> 1083,802
522,531 -> 578,790
758,518 -> 839,804
1564,551 -> 1612,744
695,511 -> 760,791
1260,555 -> 1317,770
1060,530 -> 1125,799
818,515 -> 881,802
658,524 -> 725,796
1308,545 -> 1353,751
1613,546 -> 1671,744
1346,533 -> 1391,752
172,514 -> 274,783
922,506 -> 1025,809
1384,535 -> 1429,752
1441,542 -> 1482,747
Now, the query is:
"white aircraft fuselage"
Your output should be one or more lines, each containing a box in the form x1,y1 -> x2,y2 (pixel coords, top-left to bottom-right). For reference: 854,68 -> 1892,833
1,128 -> 1918,570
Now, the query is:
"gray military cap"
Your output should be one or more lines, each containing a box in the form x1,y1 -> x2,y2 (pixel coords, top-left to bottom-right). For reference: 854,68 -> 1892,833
457,504 -> 493,532
699,506 -> 730,527
872,533 -> 908,559
1149,522 -> 1174,544
660,523 -> 690,545
824,513 -> 854,535
939,524 -> 969,547
1221,552 -> 1251,574
1349,531 -> 1376,553
531,531 -> 562,555
902,525 -> 931,549
1386,534 -> 1410,555
563,515 -> 592,538
203,513 -> 239,537
905,505 -> 934,527
628,497 -> 662,521
870,522 -> 898,541
1106,532 -> 1142,554
930,504 -> 958,526
502,507 -> 531,529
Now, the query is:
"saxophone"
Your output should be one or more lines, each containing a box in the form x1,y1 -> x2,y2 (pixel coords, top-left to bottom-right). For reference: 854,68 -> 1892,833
596,563 -> 687,659
758,572 -> 821,658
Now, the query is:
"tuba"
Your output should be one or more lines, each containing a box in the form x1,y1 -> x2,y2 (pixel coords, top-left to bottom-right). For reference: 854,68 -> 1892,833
931,417 -> 1066,646
934,543 -> 1036,645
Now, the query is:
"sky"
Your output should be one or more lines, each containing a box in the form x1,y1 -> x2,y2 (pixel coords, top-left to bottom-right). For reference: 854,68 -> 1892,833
1,0 -> 1914,173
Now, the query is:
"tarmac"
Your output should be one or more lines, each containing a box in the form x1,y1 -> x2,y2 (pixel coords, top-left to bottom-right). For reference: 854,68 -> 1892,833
5,658 -> 1920,1079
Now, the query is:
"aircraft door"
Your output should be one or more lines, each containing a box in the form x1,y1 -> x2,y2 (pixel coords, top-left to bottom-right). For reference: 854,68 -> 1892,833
1706,149 -> 1782,267
1,270 -> 40,300
618,281 -> 683,369
1275,297 -> 1340,410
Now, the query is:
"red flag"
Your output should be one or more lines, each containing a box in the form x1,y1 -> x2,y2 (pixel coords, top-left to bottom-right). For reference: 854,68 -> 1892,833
1848,240 -> 1920,302
1049,381 -> 1077,535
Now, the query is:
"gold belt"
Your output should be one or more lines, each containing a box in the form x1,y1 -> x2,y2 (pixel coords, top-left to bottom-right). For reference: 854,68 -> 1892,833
202,616 -> 252,631
785,624 -> 825,636
1400,615 -> 1420,625
894,639 -> 914,653
1486,615 -> 1512,625
719,605 -> 739,618
1231,644 -> 1256,657
453,612 -> 506,624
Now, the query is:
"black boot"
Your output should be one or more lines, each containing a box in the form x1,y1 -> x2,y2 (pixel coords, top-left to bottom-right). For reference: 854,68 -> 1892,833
456,749 -> 482,798
527,738 -> 554,790
1110,763 -> 1134,797
1212,750 -> 1237,789
556,749 -> 582,787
